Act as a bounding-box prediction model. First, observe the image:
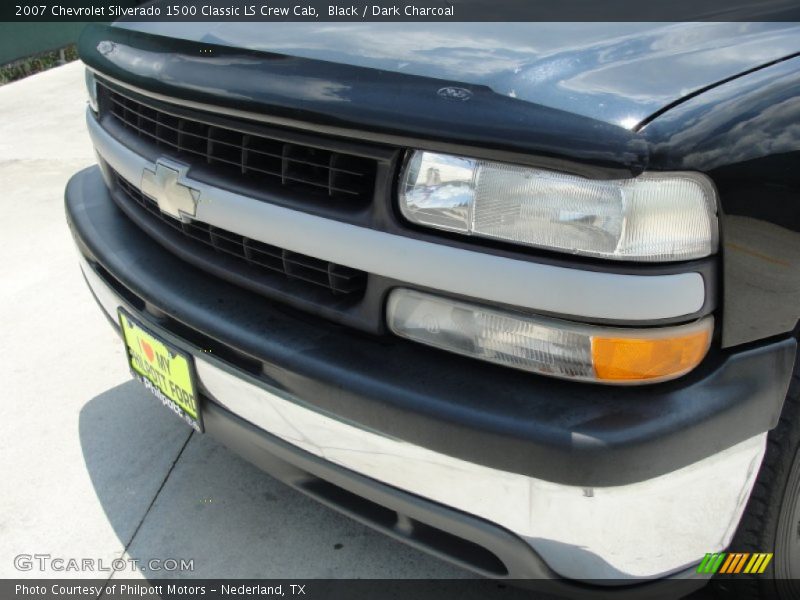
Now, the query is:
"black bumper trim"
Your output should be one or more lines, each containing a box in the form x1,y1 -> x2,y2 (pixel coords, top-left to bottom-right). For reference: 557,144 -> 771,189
66,165 -> 797,487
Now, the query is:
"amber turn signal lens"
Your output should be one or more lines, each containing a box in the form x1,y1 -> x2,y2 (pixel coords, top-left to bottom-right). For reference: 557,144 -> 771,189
591,324 -> 712,383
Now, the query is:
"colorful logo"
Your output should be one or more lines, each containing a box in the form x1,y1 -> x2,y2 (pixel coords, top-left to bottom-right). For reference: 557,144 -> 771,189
697,552 -> 773,575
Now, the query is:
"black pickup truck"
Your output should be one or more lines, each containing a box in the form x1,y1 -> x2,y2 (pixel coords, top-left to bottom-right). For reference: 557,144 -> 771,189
67,19 -> 800,598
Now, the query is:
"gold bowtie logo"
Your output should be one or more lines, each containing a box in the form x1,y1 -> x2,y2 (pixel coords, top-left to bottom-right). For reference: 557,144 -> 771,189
141,159 -> 200,222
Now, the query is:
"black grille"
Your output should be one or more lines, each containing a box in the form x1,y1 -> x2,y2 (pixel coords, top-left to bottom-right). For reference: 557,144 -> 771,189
103,86 -> 377,202
113,173 -> 367,296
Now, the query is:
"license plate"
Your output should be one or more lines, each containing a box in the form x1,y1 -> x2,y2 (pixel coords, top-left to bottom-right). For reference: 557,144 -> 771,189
118,309 -> 203,432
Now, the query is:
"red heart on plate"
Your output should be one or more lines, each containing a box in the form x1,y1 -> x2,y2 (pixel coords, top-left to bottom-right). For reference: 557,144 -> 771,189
140,339 -> 155,363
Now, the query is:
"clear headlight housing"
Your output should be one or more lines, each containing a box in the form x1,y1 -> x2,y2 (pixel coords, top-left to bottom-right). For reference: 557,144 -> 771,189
399,151 -> 718,262
84,68 -> 99,113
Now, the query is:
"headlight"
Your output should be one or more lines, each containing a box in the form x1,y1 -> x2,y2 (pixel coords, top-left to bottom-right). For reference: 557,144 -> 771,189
85,68 -> 99,113
398,151 -> 718,262
387,289 -> 713,384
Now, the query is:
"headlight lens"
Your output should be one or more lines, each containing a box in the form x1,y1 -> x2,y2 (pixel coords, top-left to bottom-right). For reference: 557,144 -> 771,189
398,151 -> 718,262
85,68 -> 99,113
387,289 -> 713,384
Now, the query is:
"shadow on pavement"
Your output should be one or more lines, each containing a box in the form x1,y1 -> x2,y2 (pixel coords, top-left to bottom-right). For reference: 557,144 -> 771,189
78,380 -> 192,549
78,381 -> 478,581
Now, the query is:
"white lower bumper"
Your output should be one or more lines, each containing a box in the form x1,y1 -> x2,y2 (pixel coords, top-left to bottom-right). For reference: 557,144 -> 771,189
80,255 -> 765,581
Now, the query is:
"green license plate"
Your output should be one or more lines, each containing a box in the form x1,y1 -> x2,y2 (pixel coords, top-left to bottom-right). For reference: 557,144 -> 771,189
118,309 -> 203,432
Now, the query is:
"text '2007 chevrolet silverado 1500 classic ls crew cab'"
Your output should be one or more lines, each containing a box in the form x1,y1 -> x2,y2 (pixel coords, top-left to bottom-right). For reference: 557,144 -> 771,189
66,18 -> 800,598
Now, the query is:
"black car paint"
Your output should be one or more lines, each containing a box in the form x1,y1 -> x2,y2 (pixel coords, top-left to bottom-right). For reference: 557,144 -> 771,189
112,21 -> 800,128
641,56 -> 800,347
79,22 -> 800,349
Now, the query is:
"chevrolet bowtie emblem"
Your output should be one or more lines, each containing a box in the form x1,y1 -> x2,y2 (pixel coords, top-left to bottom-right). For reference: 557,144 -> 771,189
141,159 -> 200,222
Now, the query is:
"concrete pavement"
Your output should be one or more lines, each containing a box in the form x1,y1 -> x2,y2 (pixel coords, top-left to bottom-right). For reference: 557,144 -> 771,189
0,61 -> 471,582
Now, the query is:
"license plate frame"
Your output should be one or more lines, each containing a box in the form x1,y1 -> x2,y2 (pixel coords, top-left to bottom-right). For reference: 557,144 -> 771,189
118,308 -> 203,433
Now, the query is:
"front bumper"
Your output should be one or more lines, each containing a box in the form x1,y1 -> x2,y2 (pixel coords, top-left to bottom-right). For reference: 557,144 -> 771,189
67,165 -> 795,588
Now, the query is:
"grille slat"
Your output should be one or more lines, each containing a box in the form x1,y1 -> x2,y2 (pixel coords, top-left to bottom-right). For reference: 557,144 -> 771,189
113,173 -> 367,297
105,86 -> 377,202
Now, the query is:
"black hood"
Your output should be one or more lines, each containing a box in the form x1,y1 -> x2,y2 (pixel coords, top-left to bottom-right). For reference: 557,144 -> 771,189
114,21 -> 800,128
